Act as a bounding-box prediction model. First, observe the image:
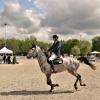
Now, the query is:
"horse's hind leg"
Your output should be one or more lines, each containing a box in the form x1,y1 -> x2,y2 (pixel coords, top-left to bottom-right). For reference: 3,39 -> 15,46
69,70 -> 84,90
68,70 -> 79,90
78,74 -> 86,86
74,73 -> 86,90
46,74 -> 59,92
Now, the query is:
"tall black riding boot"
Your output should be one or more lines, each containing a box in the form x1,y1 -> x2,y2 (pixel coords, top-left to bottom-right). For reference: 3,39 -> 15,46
49,60 -> 56,73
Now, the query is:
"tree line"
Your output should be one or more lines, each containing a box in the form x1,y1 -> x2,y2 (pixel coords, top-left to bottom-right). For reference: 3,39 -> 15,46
0,35 -> 100,56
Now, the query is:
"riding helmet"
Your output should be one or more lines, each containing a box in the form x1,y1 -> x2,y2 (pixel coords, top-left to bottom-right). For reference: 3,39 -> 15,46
52,35 -> 59,39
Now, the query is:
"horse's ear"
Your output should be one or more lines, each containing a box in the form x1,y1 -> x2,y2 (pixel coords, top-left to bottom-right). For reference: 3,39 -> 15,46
32,44 -> 36,48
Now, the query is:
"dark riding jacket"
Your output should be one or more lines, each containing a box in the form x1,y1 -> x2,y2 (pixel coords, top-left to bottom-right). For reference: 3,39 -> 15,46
48,40 -> 61,57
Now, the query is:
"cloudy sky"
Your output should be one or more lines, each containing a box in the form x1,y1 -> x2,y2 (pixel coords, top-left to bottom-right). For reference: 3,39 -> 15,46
0,0 -> 100,42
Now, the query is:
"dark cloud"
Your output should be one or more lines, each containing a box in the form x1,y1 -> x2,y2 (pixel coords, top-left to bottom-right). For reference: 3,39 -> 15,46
37,0 -> 100,35
0,0 -> 100,41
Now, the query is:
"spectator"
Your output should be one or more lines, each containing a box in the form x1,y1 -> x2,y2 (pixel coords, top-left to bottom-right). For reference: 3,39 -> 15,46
12,55 -> 16,64
3,54 -> 6,64
6,55 -> 11,64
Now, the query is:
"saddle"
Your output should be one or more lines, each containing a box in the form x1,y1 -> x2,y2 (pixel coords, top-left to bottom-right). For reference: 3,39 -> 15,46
46,52 -> 63,65
53,57 -> 63,65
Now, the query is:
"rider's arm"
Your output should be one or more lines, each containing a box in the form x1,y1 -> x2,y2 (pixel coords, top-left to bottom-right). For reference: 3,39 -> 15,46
48,44 -> 54,52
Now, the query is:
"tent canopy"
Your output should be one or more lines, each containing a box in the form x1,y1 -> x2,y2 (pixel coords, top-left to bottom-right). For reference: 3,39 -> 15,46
0,47 -> 13,54
91,51 -> 100,54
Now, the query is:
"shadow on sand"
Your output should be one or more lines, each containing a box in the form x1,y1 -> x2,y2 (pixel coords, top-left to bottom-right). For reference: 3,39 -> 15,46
0,90 -> 74,96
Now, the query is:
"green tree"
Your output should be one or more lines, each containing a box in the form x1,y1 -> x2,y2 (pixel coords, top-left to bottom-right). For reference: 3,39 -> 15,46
71,46 -> 80,56
61,39 -> 80,55
0,37 -> 92,56
80,41 -> 92,55
92,36 -> 100,52
6,38 -> 19,54
0,39 -> 5,49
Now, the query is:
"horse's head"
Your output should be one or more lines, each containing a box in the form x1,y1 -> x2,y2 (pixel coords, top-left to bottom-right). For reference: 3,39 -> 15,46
27,45 -> 37,59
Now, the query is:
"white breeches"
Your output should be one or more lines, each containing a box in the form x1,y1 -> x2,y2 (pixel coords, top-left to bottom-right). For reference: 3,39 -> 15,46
49,53 -> 57,61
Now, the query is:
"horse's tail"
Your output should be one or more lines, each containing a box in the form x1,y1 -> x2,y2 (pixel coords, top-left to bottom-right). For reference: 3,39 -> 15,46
78,57 -> 96,70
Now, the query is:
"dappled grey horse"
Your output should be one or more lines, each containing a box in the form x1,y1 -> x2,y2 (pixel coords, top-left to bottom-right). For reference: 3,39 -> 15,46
27,45 -> 96,92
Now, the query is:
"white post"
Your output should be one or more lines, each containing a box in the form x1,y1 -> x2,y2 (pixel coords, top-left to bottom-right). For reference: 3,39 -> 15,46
4,23 -> 7,47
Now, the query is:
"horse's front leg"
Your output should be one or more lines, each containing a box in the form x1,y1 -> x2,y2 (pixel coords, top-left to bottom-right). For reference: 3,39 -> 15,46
46,74 -> 59,92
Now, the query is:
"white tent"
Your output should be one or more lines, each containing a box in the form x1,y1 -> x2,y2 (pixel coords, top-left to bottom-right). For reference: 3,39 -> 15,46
0,47 -> 13,54
91,51 -> 100,54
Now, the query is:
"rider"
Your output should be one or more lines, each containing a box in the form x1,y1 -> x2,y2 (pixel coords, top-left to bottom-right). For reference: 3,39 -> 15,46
48,35 -> 61,73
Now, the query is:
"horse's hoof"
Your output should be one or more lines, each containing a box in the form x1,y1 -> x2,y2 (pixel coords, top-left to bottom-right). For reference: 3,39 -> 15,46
80,83 -> 86,86
55,84 -> 59,87
49,85 -> 54,92
49,90 -> 52,92
82,84 -> 86,86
